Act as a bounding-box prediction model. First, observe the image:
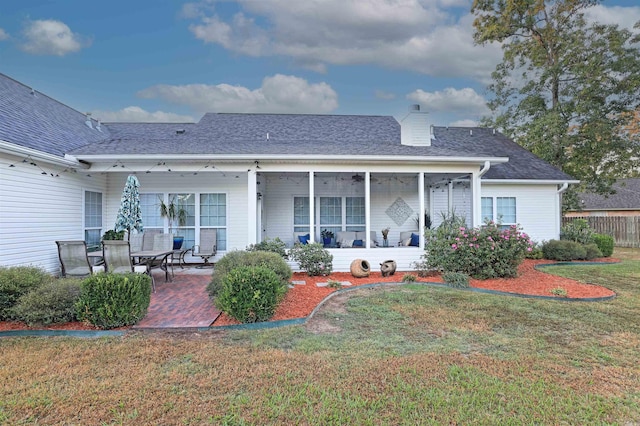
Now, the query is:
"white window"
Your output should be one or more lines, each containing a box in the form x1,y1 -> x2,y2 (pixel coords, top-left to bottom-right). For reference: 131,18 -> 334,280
140,193 -> 163,229
482,196 -> 516,227
294,196 -> 365,236
84,190 -> 102,250
200,193 -> 226,250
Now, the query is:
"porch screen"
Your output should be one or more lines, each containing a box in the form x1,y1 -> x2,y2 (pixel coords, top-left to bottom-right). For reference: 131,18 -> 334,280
319,197 -> 342,238
293,197 -> 310,233
345,197 -> 365,231
201,193 -> 226,251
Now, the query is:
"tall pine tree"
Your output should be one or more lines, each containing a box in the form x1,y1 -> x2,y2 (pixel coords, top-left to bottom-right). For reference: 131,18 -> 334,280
472,0 -> 640,209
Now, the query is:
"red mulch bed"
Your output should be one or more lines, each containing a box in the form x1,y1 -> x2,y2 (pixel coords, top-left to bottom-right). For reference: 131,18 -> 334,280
212,258 -> 617,326
0,259 -> 617,331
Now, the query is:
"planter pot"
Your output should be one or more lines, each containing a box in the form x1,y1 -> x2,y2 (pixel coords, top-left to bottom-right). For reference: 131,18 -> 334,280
323,237 -> 332,246
173,236 -> 184,250
350,259 -> 371,278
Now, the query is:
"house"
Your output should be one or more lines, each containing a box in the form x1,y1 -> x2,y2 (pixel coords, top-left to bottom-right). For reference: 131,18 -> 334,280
565,178 -> 640,217
0,73 -> 577,274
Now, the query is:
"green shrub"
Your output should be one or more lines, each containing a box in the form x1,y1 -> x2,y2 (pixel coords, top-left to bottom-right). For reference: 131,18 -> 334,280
542,240 -> 587,261
11,278 -> 82,326
443,271 -> 470,288
208,250 -> 292,298
525,242 -> 544,259
424,215 -> 533,279
584,243 -> 603,260
592,233 -> 614,257
0,266 -> 52,320
102,229 -> 125,241
402,274 -> 417,283
289,243 -> 333,276
215,266 -> 286,323
246,237 -> 288,259
560,219 -> 594,244
75,273 -> 152,329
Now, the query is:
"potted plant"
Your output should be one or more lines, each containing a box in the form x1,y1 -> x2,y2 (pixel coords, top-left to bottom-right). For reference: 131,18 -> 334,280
159,195 -> 188,249
102,229 -> 125,241
321,229 -> 334,247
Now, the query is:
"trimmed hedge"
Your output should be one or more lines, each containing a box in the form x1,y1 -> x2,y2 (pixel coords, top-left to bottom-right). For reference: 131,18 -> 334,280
592,233 -> 614,257
0,266 -> 51,320
215,266 -> 286,323
246,237 -> 288,259
542,240 -> 587,261
584,243 -> 603,260
443,271 -> 470,288
75,273 -> 152,329
11,278 -> 82,326
208,250 -> 292,298
289,243 -> 333,276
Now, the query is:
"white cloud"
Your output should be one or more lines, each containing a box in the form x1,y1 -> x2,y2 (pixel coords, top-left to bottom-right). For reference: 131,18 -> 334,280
0,28 -> 9,41
449,119 -> 479,127
584,5 -> 640,31
137,74 -> 338,114
407,87 -> 490,116
92,106 -> 194,123
21,19 -> 89,56
185,0 -> 502,81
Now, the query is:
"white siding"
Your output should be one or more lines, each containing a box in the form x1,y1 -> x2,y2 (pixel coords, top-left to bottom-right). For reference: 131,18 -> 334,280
481,183 -> 561,243
0,152 -> 107,274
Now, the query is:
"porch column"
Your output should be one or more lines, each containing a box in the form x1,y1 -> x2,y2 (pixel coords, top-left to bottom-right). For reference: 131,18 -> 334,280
418,172 -> 425,247
247,170 -> 258,245
365,171 -> 371,249
448,181 -> 454,212
472,171 -> 481,227
309,171 -> 315,243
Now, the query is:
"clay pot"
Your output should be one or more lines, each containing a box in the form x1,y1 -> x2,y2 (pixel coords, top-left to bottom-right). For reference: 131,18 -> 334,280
380,260 -> 397,277
350,259 -> 371,278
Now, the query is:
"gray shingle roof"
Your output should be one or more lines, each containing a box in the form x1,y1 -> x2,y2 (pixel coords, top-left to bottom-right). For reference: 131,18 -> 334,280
574,178 -> 640,210
0,73 -> 110,157
0,72 -> 573,182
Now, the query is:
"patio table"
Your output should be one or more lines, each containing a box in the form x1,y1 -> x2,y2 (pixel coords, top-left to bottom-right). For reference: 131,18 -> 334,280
87,249 -> 174,282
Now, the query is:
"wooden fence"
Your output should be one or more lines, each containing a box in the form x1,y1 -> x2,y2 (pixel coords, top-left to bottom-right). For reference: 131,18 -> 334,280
562,216 -> 640,248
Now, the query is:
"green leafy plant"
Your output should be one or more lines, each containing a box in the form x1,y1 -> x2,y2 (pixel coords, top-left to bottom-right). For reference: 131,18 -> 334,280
542,240 -> 587,261
208,250 -> 292,298
321,229 -> 335,240
0,266 -> 51,320
561,219 -> 595,245
442,271 -> 470,288
584,243 -> 603,260
402,274 -> 417,283
76,273 -> 152,329
327,279 -> 342,289
424,213 -> 533,279
289,243 -> 333,276
592,233 -> 614,257
550,287 -> 568,298
525,241 -> 544,259
411,259 -> 439,277
246,237 -> 288,259
102,229 -> 125,241
215,266 -> 286,323
158,195 -> 188,235
11,278 -> 82,326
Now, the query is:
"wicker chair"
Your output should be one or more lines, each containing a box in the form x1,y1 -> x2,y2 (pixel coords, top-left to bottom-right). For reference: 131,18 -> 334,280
56,240 -> 105,277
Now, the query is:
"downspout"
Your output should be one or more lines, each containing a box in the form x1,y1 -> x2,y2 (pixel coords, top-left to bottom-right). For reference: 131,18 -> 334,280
556,182 -> 570,240
473,161 -> 491,227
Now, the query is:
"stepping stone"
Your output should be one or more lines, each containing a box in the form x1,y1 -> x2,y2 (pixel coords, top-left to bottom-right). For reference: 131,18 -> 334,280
316,282 -> 329,287
340,281 -> 352,286
291,280 -> 306,286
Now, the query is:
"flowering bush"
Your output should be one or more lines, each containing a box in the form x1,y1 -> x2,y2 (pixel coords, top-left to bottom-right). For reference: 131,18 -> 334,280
424,218 -> 533,279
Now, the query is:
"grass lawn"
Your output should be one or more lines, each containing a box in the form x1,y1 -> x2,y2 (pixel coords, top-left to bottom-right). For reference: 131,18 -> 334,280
1,249 -> 639,424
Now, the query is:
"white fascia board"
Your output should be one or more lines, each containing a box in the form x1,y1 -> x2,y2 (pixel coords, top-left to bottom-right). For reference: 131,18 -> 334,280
481,179 -> 580,185
0,140 -> 87,168
74,153 -> 510,164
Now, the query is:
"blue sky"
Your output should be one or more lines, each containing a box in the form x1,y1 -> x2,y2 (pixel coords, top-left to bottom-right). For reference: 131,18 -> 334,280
1,0 -> 639,126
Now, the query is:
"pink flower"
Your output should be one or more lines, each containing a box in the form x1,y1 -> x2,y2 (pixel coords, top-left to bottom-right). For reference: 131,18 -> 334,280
451,244 -> 457,249
527,247 -> 532,252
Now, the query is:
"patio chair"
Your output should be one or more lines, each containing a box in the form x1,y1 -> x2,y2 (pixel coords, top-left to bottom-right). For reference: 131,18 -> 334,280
102,240 -> 154,291
141,229 -> 161,251
56,240 -> 105,277
192,229 -> 217,268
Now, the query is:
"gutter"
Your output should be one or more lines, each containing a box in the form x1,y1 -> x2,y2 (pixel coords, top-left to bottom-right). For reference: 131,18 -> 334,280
557,182 -> 569,193
0,140 -> 88,169
478,160 -> 491,178
72,153 -> 510,165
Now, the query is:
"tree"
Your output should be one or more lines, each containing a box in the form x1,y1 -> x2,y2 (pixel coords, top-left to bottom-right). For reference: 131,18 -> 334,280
472,0 -> 640,209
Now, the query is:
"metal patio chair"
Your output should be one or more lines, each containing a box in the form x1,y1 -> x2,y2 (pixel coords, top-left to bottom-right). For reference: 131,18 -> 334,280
102,240 -> 154,291
56,240 -> 105,277
192,229 -> 217,268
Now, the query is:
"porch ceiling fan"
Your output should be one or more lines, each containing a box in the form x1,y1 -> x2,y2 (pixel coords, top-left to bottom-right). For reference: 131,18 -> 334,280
351,173 -> 364,183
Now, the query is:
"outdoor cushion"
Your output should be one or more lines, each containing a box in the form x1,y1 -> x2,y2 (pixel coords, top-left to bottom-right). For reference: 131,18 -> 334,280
298,234 -> 310,245
353,239 -> 364,247
341,239 -> 354,248
336,231 -> 357,246
410,233 -> 420,247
